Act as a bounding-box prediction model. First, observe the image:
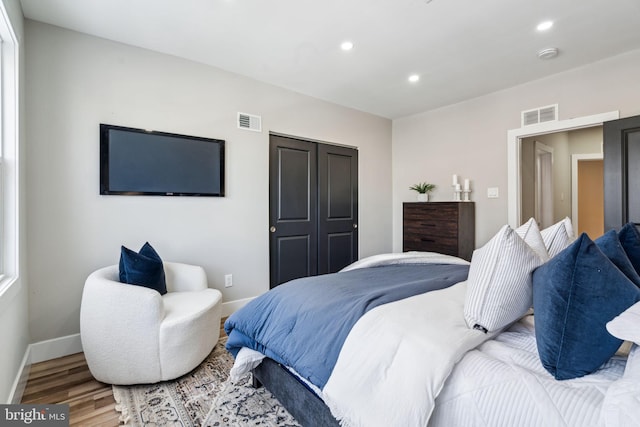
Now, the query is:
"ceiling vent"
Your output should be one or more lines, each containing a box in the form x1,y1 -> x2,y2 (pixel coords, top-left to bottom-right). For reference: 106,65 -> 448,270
237,112 -> 262,132
521,104 -> 558,126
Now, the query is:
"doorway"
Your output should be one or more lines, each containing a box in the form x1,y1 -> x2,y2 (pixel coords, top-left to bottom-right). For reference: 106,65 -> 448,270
507,111 -> 619,228
269,134 -> 358,288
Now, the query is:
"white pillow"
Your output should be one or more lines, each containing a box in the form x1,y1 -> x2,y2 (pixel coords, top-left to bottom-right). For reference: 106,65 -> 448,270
607,301 -> 640,345
464,225 -> 545,333
541,217 -> 575,257
515,218 -> 549,261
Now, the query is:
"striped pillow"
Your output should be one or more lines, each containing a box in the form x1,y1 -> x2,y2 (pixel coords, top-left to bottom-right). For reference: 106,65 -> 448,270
541,217 -> 575,258
515,217 -> 549,261
464,225 -> 544,333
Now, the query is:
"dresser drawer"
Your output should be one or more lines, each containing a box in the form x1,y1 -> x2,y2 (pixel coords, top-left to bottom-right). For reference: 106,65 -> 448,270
403,221 -> 458,239
403,204 -> 458,222
403,233 -> 458,249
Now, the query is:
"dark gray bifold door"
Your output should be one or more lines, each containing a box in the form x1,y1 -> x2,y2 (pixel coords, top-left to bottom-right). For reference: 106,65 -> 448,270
269,135 -> 359,288
269,135 -> 318,288
318,144 -> 358,274
604,115 -> 640,230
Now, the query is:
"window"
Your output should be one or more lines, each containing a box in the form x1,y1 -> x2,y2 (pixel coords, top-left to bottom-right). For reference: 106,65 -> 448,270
0,1 -> 19,299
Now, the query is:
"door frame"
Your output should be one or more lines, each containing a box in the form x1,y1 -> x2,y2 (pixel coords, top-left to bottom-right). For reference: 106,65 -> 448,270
507,110 -> 619,228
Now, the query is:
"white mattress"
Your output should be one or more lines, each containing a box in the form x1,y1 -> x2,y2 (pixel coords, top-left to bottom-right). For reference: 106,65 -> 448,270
429,315 -> 628,427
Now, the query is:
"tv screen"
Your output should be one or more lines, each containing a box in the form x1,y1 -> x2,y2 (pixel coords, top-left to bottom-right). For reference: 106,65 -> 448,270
100,124 -> 225,196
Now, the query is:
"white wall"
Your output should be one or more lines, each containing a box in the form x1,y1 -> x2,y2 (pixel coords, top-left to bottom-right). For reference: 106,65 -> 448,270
25,21 -> 392,343
0,0 -> 28,404
392,49 -> 640,250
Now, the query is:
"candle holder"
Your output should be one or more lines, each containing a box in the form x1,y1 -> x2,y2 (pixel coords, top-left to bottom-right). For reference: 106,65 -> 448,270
452,185 -> 462,201
462,189 -> 472,202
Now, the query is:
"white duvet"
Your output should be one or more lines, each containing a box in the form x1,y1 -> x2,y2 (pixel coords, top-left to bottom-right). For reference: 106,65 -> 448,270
323,280 -> 495,427
429,316 -> 630,427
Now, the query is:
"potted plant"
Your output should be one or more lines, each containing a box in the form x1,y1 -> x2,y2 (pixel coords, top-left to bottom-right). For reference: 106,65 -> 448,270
409,182 -> 436,202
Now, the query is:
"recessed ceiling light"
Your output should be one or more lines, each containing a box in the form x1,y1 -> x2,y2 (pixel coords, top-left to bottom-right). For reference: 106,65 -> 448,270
537,20 -> 553,31
408,74 -> 420,83
340,41 -> 354,51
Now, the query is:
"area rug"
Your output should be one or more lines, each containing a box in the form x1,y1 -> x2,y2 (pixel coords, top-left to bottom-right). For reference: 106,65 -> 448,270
113,337 -> 300,426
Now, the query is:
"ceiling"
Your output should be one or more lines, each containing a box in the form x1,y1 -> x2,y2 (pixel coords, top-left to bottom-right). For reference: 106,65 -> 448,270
19,0 -> 640,119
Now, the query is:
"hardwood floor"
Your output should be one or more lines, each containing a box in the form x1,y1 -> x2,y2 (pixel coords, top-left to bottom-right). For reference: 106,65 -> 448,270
21,352 -> 120,426
21,318 -> 228,426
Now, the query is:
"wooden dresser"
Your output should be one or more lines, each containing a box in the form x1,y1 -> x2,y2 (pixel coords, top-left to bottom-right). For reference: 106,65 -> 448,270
402,202 -> 475,261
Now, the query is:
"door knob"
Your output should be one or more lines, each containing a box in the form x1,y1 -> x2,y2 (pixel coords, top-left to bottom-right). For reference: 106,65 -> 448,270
270,226 -> 276,233
353,224 -> 358,229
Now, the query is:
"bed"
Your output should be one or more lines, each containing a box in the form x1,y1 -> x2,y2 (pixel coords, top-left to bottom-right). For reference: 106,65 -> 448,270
224,220 -> 640,426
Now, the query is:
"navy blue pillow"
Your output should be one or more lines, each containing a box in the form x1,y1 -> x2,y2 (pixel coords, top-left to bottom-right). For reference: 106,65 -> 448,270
119,242 -> 167,295
619,222 -> 640,276
595,229 -> 640,287
532,233 -> 640,380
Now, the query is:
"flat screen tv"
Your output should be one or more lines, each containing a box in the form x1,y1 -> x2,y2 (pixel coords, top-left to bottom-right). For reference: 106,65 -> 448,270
100,124 -> 225,197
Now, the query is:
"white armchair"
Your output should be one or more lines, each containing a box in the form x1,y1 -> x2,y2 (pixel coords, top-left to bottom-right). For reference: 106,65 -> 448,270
80,261 -> 222,385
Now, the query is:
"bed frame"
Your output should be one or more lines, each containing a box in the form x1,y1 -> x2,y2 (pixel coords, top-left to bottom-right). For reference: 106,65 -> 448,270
252,358 -> 340,426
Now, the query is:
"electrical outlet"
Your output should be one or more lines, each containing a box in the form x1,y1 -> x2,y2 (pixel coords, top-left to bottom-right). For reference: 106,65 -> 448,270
224,274 -> 233,288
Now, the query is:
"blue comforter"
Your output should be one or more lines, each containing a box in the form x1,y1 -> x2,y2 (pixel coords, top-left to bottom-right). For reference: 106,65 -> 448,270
225,263 -> 469,389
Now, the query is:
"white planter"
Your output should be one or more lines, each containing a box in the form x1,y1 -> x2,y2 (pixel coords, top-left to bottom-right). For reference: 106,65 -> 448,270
416,193 -> 429,202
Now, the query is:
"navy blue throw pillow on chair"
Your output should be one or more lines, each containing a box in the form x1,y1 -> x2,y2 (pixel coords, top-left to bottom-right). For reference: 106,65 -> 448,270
532,233 -> 640,380
595,229 -> 640,287
619,222 -> 640,276
119,242 -> 167,295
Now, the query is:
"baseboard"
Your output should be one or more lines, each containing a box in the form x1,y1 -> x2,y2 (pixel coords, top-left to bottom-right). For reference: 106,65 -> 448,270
7,334 -> 82,403
7,346 -> 30,404
29,333 -> 83,365
222,297 -> 255,318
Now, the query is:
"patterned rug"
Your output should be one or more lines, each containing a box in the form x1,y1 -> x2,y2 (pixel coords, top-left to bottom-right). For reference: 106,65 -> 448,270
113,337 -> 300,426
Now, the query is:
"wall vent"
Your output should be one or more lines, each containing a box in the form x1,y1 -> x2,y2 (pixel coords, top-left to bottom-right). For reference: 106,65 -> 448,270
521,104 -> 558,126
237,112 -> 262,132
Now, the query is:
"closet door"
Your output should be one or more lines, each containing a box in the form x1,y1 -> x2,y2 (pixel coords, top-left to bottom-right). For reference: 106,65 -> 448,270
269,135 -> 318,287
603,115 -> 640,230
318,144 -> 358,274
269,135 -> 359,287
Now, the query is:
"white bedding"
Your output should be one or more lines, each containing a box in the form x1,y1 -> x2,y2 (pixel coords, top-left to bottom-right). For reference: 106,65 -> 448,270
229,252 -> 638,426
600,344 -> 640,427
340,251 -> 469,272
428,315 -> 629,427
323,280 -> 496,427
322,283 -> 636,427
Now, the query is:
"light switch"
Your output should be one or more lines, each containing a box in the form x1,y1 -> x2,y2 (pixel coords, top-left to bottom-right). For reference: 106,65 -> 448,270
487,187 -> 499,198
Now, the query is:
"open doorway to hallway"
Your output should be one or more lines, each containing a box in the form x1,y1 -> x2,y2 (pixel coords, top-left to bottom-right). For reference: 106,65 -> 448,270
520,126 -> 603,238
